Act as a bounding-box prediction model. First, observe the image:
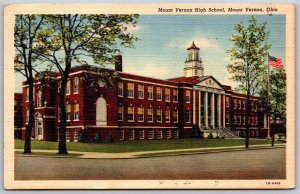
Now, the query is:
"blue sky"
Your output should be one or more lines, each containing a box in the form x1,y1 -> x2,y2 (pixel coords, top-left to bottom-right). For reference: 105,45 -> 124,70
15,14 -> 286,92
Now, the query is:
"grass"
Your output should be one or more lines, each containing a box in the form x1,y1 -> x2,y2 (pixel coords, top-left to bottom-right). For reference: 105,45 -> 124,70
14,151 -> 83,158
15,139 -> 285,153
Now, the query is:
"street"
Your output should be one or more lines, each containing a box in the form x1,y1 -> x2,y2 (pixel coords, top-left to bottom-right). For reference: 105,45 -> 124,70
15,148 -> 286,180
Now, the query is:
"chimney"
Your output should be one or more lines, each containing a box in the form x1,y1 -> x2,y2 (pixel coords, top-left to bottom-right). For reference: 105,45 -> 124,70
115,50 -> 122,72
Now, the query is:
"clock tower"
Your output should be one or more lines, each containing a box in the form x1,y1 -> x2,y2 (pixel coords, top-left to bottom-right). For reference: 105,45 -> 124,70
184,41 -> 204,77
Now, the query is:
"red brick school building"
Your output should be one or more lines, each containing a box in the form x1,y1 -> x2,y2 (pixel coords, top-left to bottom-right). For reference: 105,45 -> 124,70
14,42 -> 269,142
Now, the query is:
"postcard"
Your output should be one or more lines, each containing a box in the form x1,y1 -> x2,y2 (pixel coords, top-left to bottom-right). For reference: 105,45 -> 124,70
4,3 -> 295,189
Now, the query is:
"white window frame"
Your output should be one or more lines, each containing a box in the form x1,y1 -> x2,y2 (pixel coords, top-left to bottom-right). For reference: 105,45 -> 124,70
138,84 -> 144,99
165,88 -> 170,102
66,129 -> 70,142
148,130 -> 154,139
186,90 -> 191,103
118,106 -> 123,121
173,89 -> 178,103
157,130 -> 162,139
66,104 -> 71,122
147,107 -> 153,123
156,87 -> 162,101
147,86 -> 153,100
118,82 -> 123,97
129,129 -> 135,140
73,77 -> 79,94
74,103 -> 79,121
74,129 -> 78,142
127,106 -> 134,122
139,129 -> 144,139
138,107 -> 144,122
66,80 -> 71,95
119,130 -> 124,140
174,130 -> 179,139
186,109 -> 191,123
165,109 -> 170,123
127,82 -> 134,98
173,109 -> 178,123
166,130 -> 171,139
156,109 -> 162,123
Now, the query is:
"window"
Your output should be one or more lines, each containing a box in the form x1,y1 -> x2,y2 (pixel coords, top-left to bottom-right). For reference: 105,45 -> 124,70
165,109 -> 170,123
66,80 -> 70,95
74,103 -> 79,120
243,116 -> 246,124
186,109 -> 191,123
226,97 -> 229,107
173,89 -> 178,102
127,82 -> 134,98
147,85 -> 153,100
238,115 -> 241,124
26,109 -> 29,124
233,99 -> 237,109
138,107 -> 144,122
66,104 -> 71,121
174,130 -> 179,139
117,82 -> 123,97
74,129 -> 78,142
118,106 -> 123,121
138,84 -> 144,99
148,130 -> 154,139
242,101 -> 245,109
173,109 -> 178,123
233,115 -> 237,124
226,114 -> 229,124
26,87 -> 29,101
186,90 -> 191,103
37,90 -> 42,107
58,81 -> 61,93
139,129 -> 144,139
238,100 -> 241,109
156,87 -> 162,101
129,129 -> 135,140
165,88 -> 170,102
157,130 -> 162,139
156,108 -> 162,122
166,130 -> 171,139
147,107 -> 153,122
73,77 -> 79,94
119,130 -> 124,140
127,106 -> 134,122
66,129 -> 70,142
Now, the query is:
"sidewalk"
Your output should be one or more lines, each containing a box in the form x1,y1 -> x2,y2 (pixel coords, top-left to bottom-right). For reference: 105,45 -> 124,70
15,144 -> 286,159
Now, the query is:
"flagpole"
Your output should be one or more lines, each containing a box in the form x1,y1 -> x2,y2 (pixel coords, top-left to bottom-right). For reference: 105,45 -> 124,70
267,53 -> 271,139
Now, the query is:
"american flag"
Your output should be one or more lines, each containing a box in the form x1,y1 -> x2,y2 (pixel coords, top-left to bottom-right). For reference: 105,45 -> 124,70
268,55 -> 283,69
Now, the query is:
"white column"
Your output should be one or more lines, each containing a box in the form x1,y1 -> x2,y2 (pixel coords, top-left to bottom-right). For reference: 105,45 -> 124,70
205,92 -> 208,128
218,94 -> 221,128
211,93 -> 215,128
193,90 -> 196,124
223,95 -> 226,128
199,91 -> 201,128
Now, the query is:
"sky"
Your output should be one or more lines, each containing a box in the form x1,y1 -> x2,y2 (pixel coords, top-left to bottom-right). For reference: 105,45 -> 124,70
15,14 -> 286,92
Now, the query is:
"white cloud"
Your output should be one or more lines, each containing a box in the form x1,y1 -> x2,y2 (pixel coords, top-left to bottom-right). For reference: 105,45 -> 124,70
125,63 -> 176,79
124,24 -> 141,33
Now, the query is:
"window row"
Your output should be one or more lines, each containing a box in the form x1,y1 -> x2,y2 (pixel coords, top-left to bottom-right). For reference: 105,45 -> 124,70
58,77 -> 80,95
226,97 -> 258,111
225,114 -> 258,125
58,103 -> 80,121
119,129 -> 179,140
118,82 -> 191,103
118,106 -> 184,123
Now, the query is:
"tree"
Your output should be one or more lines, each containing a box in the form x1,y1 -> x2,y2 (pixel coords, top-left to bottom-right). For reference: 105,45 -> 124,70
14,15 -> 46,153
259,68 -> 286,146
227,16 -> 271,148
35,14 -> 139,154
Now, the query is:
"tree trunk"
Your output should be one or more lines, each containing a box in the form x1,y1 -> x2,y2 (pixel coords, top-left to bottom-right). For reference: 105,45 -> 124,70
24,78 -> 34,153
58,77 -> 68,155
245,91 -> 250,148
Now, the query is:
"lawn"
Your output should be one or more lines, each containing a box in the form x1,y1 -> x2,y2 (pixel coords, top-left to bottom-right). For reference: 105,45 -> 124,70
15,139 -> 285,153
14,151 -> 83,158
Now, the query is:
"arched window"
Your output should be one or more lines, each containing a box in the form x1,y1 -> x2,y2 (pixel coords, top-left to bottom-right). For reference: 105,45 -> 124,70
74,102 -> 79,120
96,97 -> 107,126
37,90 -> 42,107
73,77 -> 79,94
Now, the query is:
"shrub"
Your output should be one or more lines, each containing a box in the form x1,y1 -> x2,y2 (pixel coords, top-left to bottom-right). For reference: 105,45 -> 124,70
208,133 -> 214,139
92,131 -> 102,143
78,130 -> 88,143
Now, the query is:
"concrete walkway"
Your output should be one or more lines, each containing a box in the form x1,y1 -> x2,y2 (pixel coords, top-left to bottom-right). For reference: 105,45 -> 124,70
15,144 -> 285,159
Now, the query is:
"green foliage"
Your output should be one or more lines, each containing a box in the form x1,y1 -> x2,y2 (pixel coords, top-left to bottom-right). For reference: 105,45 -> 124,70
258,69 -> 286,126
226,16 -> 271,95
208,133 -> 214,139
78,130 -> 88,143
92,131 -> 103,143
